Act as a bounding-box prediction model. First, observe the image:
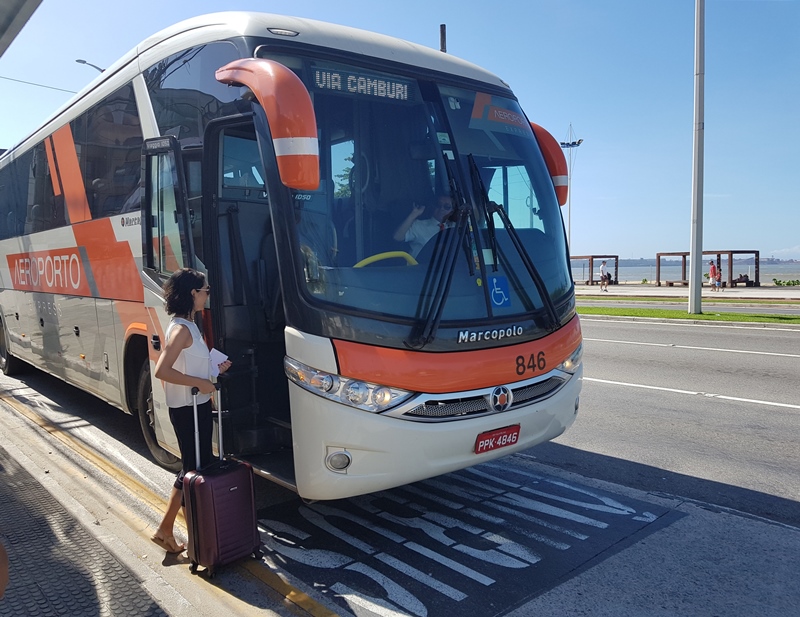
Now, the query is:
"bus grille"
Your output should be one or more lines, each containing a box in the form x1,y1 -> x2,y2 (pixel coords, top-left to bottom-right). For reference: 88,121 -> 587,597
402,376 -> 566,420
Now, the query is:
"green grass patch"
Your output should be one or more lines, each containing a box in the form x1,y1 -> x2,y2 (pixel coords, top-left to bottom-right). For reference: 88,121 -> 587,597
579,295 -> 800,305
576,306 -> 800,324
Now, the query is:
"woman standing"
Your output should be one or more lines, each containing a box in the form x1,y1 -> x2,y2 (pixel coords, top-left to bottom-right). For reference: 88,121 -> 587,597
709,260 -> 718,292
150,268 -> 231,554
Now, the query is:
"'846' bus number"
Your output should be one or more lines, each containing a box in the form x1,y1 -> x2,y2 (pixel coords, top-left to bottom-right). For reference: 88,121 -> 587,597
516,351 -> 546,376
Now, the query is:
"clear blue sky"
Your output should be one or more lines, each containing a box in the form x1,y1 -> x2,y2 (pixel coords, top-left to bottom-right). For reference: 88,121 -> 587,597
1,0 -> 798,259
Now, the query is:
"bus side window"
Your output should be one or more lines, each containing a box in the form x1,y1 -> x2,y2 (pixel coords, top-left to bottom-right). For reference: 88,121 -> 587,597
77,85 -> 143,219
148,152 -> 186,273
184,157 -> 203,263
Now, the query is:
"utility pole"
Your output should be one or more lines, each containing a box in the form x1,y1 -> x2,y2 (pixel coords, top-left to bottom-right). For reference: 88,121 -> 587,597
688,0 -> 704,314
560,125 -> 583,249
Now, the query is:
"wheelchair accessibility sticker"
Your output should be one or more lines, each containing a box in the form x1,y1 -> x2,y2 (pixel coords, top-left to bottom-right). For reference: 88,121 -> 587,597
490,276 -> 510,307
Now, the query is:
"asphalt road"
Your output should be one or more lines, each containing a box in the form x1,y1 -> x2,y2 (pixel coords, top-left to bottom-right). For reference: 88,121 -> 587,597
2,316 -> 799,615
532,316 -> 800,527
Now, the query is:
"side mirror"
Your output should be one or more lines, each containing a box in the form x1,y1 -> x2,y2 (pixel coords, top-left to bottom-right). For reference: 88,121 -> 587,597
530,123 -> 568,206
216,58 -> 320,191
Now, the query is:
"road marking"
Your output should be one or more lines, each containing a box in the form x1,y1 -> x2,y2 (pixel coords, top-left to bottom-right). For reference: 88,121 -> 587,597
583,337 -> 800,359
258,460 -> 672,617
404,542 -> 496,586
584,377 -> 800,410
375,553 -> 468,602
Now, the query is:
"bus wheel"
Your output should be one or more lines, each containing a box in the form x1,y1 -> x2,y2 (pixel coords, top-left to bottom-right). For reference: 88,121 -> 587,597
0,318 -> 23,376
136,362 -> 182,472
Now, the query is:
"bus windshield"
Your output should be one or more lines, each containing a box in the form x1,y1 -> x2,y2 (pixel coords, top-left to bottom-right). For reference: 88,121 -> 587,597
256,53 -> 573,327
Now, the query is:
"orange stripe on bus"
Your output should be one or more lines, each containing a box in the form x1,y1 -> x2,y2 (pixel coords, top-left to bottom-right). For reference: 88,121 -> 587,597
6,247 -> 92,295
51,125 -> 92,224
334,315 -> 582,394
44,137 -> 62,198
115,304 -> 158,363
125,322 -> 149,338
72,218 -> 144,302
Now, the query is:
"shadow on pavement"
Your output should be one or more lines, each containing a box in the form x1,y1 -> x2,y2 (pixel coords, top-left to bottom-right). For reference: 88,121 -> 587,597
528,441 -> 800,528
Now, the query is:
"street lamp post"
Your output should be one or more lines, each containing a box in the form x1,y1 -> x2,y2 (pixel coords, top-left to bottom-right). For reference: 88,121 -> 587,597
75,59 -> 104,73
559,125 -> 583,248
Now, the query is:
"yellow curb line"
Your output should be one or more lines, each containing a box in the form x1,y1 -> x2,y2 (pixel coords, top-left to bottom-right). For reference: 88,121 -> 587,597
0,391 -> 338,617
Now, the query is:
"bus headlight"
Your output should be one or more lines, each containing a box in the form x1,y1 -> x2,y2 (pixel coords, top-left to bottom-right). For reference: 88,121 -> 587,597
284,357 -> 413,412
344,381 -> 369,405
557,342 -> 583,374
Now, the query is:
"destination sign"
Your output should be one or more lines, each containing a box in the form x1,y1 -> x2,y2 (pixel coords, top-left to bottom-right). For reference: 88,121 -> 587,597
312,66 -> 415,102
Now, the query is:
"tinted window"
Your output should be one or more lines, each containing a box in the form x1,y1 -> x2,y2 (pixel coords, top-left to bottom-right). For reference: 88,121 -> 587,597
0,149 -> 34,238
72,83 -> 143,218
144,42 -> 246,142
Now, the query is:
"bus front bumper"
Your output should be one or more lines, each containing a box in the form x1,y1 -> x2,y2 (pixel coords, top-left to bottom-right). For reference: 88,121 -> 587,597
289,365 -> 583,500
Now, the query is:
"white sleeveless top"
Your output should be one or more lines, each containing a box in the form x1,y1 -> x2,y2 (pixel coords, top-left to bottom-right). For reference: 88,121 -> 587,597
163,317 -> 211,408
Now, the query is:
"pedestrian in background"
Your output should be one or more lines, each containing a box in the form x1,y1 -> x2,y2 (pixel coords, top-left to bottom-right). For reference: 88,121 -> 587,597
709,260 -> 718,292
600,260 -> 609,292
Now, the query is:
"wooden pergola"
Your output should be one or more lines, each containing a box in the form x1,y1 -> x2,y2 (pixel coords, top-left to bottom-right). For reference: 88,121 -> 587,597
655,250 -> 760,287
570,255 -> 618,286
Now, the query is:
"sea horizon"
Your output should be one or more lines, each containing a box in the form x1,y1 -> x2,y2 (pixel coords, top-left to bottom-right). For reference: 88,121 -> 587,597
570,260 -> 800,285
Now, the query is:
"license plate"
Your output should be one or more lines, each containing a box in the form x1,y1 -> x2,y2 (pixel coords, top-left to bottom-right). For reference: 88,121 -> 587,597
474,425 -> 520,454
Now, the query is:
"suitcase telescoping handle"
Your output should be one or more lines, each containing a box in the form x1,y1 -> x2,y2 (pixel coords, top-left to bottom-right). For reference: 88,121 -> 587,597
190,383 -> 223,471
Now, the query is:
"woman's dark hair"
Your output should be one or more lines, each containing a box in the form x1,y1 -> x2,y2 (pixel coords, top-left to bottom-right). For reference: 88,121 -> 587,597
163,268 -> 205,316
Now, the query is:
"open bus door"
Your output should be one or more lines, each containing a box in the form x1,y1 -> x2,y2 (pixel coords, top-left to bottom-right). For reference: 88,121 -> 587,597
200,116 -> 300,490
139,135 -> 196,469
200,58 -> 320,492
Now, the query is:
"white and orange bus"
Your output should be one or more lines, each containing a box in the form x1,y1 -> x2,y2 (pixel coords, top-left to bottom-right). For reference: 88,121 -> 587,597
0,12 -> 582,500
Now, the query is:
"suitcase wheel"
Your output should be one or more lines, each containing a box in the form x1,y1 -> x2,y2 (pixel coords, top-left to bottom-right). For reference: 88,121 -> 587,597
189,562 -> 198,574
207,566 -> 216,579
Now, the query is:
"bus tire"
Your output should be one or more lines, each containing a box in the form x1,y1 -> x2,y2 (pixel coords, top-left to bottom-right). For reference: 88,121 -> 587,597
136,362 -> 182,472
0,317 -> 24,376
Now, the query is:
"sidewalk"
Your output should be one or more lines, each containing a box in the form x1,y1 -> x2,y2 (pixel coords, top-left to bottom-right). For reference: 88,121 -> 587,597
0,444 -> 168,617
0,394 -> 290,617
575,282 -> 800,301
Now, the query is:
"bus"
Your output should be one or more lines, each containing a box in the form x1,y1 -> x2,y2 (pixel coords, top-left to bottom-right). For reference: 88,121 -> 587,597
0,12 -> 582,501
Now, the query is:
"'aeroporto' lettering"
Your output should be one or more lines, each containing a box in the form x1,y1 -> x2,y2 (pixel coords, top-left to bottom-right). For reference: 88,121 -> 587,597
8,251 -> 82,292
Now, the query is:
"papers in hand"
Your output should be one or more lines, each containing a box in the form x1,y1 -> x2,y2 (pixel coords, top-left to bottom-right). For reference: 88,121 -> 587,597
209,348 -> 229,377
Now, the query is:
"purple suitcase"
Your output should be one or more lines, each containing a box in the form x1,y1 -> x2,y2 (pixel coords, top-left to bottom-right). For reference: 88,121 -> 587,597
183,387 -> 261,577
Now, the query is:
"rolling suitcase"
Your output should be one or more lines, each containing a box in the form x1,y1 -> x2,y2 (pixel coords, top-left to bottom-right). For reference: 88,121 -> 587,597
184,386 -> 261,577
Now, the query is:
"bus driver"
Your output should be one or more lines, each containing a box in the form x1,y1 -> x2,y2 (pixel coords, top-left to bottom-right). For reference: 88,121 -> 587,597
392,195 -> 454,257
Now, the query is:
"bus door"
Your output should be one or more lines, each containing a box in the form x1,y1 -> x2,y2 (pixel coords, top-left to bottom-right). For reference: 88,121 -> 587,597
202,117 -> 295,487
140,135 -> 195,459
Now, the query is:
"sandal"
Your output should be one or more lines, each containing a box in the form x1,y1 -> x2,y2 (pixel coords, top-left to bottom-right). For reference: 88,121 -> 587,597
150,533 -> 186,554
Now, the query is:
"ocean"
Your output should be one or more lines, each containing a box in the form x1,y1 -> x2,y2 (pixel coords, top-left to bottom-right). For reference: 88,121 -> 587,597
570,261 -> 800,285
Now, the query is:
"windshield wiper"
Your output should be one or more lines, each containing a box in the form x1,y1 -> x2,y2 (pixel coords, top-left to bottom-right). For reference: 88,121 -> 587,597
405,157 -> 469,349
468,155 -> 498,272
467,154 -> 560,331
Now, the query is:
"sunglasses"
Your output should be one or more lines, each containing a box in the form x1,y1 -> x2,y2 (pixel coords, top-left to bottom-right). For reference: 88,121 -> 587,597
196,286 -> 211,294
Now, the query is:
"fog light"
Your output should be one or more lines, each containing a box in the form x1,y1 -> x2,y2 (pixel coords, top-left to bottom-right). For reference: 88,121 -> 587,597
326,450 -> 352,472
